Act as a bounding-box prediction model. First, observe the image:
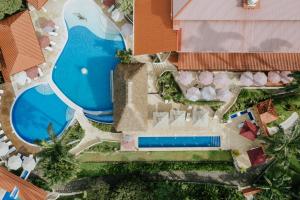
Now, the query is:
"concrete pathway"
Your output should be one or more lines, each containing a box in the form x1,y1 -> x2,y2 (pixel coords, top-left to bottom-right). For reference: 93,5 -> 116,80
69,111 -> 121,155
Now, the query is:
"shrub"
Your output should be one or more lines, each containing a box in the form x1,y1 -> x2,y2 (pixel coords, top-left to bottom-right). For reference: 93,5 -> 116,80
0,0 -> 23,20
87,142 -> 120,153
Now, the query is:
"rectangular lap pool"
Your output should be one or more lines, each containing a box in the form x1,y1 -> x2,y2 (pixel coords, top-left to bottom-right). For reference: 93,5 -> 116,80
138,136 -> 221,148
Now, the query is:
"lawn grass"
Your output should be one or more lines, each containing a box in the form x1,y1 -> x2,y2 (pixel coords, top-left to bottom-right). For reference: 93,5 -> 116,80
86,141 -> 120,153
77,150 -> 232,162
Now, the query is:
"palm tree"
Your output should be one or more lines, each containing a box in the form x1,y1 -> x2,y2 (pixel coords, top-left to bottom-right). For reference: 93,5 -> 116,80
36,124 -> 78,186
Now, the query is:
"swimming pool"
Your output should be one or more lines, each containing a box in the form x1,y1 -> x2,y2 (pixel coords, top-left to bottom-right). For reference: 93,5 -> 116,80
52,0 -> 125,112
11,84 -> 74,144
138,136 -> 221,148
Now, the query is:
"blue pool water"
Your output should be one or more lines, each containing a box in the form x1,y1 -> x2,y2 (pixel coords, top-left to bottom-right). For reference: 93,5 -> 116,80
11,84 -> 74,144
138,136 -> 221,148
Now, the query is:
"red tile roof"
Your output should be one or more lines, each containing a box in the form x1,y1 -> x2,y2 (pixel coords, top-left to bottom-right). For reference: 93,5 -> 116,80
177,53 -> 300,71
256,99 -> 278,124
0,167 -> 47,200
240,120 -> 259,141
0,11 -> 45,82
247,147 -> 266,167
27,0 -> 48,10
133,0 -> 178,55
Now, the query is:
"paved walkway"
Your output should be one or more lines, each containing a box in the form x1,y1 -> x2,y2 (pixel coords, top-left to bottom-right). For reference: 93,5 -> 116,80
69,111 -> 121,155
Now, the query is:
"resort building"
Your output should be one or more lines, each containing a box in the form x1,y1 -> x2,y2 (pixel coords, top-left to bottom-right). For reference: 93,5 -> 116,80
0,11 -> 45,82
27,0 -> 49,10
0,167 -> 47,200
134,0 -> 300,71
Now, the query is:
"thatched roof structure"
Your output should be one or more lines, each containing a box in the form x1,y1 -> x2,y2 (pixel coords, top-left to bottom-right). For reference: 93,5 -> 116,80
113,63 -> 148,132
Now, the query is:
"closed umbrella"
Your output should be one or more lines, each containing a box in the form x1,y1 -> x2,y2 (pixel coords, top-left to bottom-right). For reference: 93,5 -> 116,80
202,86 -> 216,101
186,87 -> 201,102
0,142 -> 9,157
240,72 -> 253,86
177,71 -> 194,86
253,72 -> 267,86
198,71 -> 213,86
268,71 -> 281,84
22,156 -> 36,171
216,88 -> 233,102
8,155 -> 22,170
280,71 -> 293,84
214,73 -> 230,89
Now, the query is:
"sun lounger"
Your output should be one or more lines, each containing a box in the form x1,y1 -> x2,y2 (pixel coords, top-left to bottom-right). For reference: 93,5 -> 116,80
45,46 -> 53,52
7,147 -> 16,155
0,90 -> 3,94
0,136 -> 7,142
6,141 -> 12,146
38,68 -> 44,77
50,41 -> 56,46
10,187 -> 19,199
55,25 -> 59,30
108,5 -> 115,13
0,130 -> 4,135
20,170 -> 30,180
48,31 -> 58,36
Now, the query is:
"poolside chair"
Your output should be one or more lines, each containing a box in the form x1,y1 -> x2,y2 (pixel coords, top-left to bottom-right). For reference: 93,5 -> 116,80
7,147 -> 16,155
0,90 -> 3,95
0,130 -> 4,135
6,141 -> 12,146
45,46 -> 53,52
0,136 -> 7,142
10,187 -> 19,200
38,68 -> 44,77
50,41 -> 56,46
20,170 -> 30,180
108,4 -> 115,13
48,31 -> 58,36
55,25 -> 59,30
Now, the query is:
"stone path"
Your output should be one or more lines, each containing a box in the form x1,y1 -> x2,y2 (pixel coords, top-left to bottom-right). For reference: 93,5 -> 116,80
69,111 -> 121,155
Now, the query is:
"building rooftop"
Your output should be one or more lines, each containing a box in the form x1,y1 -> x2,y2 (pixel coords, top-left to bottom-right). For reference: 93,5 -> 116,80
0,11 -> 45,81
0,167 -> 47,200
27,0 -> 48,10
240,120 -> 259,141
247,147 -> 266,167
133,0 -> 178,55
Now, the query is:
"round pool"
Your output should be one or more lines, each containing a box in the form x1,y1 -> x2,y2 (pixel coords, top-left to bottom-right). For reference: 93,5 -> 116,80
11,84 -> 74,144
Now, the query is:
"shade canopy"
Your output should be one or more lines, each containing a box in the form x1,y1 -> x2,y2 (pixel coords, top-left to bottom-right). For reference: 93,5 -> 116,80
39,17 -> 55,32
198,71 -> 213,86
13,71 -> 28,86
7,155 -> 22,170
22,157 -> 36,171
186,87 -> 201,102
267,71 -> 281,84
240,72 -> 253,86
253,72 -> 267,86
216,88 -> 232,102
121,23 -> 133,36
112,9 -> 125,22
177,71 -> 194,86
201,86 -> 216,101
213,73 -> 230,89
38,35 -> 50,48
0,142 -> 9,157
280,71 -> 293,84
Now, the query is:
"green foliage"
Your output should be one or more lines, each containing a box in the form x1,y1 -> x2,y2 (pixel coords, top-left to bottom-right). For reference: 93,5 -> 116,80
116,49 -> 133,64
85,181 -> 110,200
0,0 -> 23,20
117,0 -> 133,16
90,121 -> 114,132
62,122 -> 85,148
157,72 -> 223,110
28,176 -> 52,191
37,124 -> 79,186
78,161 -> 235,177
87,142 -> 120,153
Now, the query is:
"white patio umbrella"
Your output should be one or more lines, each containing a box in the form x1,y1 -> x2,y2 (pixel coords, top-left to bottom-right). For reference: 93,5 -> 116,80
186,87 -> 201,102
216,88 -> 233,102
253,72 -> 267,86
280,71 -> 293,84
177,71 -> 194,86
7,155 -> 22,170
240,72 -> 253,86
213,73 -> 230,89
201,86 -> 216,101
268,71 -> 281,84
13,71 -> 28,86
22,156 -> 36,171
198,71 -> 213,86
121,23 -> 133,36
0,142 -> 9,157
112,9 -> 125,22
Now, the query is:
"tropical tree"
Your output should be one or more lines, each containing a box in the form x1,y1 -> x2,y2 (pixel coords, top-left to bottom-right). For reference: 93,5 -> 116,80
36,124 -> 78,186
0,0 -> 23,20
117,0 -> 133,16
116,49 -> 133,64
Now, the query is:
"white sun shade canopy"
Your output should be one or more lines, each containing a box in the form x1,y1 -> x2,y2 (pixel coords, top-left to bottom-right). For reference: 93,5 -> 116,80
213,73 -> 230,89
198,71 -> 213,86
240,72 -> 253,86
186,87 -> 201,102
201,86 -> 216,101
7,155 -> 22,170
177,71 -> 194,86
253,72 -> 267,86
